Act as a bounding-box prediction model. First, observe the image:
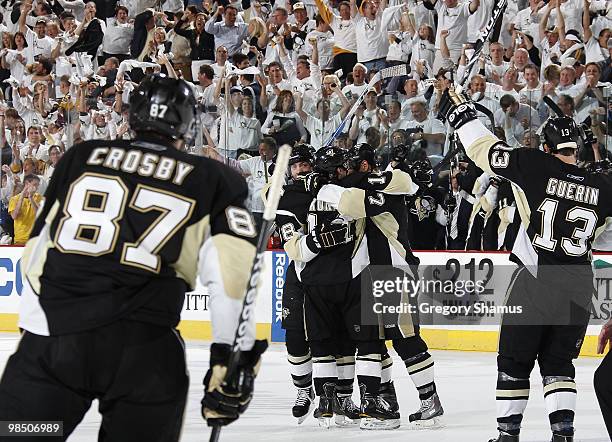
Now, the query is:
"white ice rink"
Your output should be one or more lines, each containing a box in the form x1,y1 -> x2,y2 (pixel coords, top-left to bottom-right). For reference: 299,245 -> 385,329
0,334 -> 608,442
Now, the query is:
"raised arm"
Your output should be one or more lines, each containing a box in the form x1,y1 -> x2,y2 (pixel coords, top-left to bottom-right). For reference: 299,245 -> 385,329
539,0 -> 556,42
334,85 -> 351,119
294,91 -> 308,121
315,0 -> 336,24
469,0 -> 480,14
18,1 -> 30,34
350,0 -> 358,18
556,0 -> 566,38
583,0 -> 592,42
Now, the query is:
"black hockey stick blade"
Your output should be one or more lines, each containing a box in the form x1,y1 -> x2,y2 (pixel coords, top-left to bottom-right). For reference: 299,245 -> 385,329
209,145 -> 291,442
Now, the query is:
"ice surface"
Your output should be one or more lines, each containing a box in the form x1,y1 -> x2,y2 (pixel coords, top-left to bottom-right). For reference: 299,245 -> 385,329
0,334 -> 608,441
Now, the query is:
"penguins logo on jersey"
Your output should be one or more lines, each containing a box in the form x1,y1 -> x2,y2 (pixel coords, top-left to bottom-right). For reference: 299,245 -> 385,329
411,195 -> 437,221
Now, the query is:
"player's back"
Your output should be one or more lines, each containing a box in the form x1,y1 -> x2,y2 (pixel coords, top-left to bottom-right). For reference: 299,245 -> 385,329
20,139 -> 250,335
488,147 -> 612,269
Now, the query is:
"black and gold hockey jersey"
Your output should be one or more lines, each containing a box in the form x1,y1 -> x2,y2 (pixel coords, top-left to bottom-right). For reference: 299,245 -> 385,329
457,119 -> 612,271
20,139 -> 257,336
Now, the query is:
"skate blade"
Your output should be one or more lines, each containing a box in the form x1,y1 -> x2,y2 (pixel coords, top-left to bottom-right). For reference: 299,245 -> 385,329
406,416 -> 444,430
317,416 -> 333,428
359,417 -> 401,430
334,415 -> 360,426
296,403 -> 315,425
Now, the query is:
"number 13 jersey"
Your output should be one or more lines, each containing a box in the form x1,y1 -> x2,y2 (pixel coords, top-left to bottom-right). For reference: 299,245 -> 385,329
19,139 -> 258,336
456,119 -> 612,274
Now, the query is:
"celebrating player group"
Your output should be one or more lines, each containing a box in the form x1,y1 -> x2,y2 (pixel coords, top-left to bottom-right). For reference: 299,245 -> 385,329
0,72 -> 612,442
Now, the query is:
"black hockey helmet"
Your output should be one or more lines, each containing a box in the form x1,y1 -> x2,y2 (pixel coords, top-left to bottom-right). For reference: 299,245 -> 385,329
289,143 -> 315,166
129,74 -> 197,143
408,158 -> 433,187
541,116 -> 580,154
344,143 -> 377,172
313,146 -> 347,176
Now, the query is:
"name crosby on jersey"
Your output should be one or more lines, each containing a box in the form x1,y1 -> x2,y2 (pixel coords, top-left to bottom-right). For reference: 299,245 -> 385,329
545,177 -> 599,206
86,147 -> 194,185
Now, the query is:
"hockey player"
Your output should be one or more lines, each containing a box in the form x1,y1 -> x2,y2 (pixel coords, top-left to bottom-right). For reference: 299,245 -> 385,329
271,144 -> 360,426
440,89 -> 612,442
284,146 -> 400,429
312,144 -> 445,428
0,74 -> 267,441
275,144 -> 317,422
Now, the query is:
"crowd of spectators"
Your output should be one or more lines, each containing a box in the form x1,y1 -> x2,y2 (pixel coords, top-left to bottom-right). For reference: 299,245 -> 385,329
0,0 -> 610,250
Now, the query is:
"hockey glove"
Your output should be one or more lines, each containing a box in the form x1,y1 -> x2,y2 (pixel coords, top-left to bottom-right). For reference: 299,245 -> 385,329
302,172 -> 328,197
306,219 -> 354,251
202,340 -> 268,427
438,88 -> 477,130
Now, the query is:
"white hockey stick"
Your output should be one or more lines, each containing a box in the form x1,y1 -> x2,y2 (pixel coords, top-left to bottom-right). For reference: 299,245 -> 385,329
209,144 -> 291,442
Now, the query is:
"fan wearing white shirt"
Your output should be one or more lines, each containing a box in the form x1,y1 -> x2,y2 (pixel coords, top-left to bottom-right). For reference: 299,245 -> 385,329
3,33 -> 33,80
404,99 -> 446,155
518,64 -> 542,108
348,87 -> 386,144
294,83 -> 350,150
351,0 -> 404,70
582,0 -> 611,64
226,88 -> 262,153
341,62 -> 368,100
425,0 -> 480,73
305,16 -> 335,71
314,0 -> 357,79
19,5 -> 54,60
260,61 -> 292,112
207,137 -> 276,229
102,6 -> 134,62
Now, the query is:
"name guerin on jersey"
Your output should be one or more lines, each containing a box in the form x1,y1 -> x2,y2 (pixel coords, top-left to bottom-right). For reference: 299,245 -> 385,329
545,178 -> 599,206
86,147 -> 194,185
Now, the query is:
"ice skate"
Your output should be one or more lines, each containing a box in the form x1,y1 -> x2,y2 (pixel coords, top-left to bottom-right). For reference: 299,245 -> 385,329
292,387 -> 315,424
379,381 -> 399,413
551,434 -> 573,442
488,431 -> 519,442
407,392 -> 444,429
359,394 -> 401,430
333,393 -> 360,426
313,383 -> 334,428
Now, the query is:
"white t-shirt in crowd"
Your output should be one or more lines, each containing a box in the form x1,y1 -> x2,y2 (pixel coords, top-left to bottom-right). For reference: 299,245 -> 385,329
305,113 -> 343,150
103,18 -> 134,55
434,1 -> 471,51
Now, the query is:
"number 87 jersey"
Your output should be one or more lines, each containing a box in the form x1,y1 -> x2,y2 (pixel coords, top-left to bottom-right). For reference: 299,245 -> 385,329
455,117 -> 612,273
19,139 -> 258,336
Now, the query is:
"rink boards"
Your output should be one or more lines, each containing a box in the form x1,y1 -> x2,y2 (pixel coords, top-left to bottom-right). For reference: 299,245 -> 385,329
0,247 -> 610,357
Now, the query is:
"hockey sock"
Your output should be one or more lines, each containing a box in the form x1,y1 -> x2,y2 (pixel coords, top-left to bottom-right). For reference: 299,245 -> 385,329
381,349 -> 393,385
287,351 -> 312,389
404,352 -> 436,400
335,354 -> 355,397
285,330 -> 312,389
312,355 -> 337,396
543,376 -> 576,436
356,352 -> 382,396
496,371 -> 530,436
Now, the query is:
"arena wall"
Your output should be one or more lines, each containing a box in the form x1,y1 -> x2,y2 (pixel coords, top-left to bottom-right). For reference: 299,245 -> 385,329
0,247 -> 608,357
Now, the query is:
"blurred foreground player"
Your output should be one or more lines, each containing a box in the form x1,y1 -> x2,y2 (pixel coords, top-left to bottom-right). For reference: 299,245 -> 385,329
0,74 -> 266,441
441,90 -> 612,442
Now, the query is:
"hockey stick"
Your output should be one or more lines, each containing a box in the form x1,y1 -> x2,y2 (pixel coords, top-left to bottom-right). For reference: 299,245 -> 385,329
457,0 -> 508,88
209,144 -> 291,442
323,64 -> 408,148
543,95 -> 564,117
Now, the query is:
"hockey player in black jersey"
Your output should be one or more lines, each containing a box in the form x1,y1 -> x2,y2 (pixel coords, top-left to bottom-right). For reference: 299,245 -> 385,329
284,146 -> 401,429
270,145 -> 361,426
0,74 -> 267,441
313,144 -> 445,428
274,145 -> 317,423
441,89 -> 612,442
